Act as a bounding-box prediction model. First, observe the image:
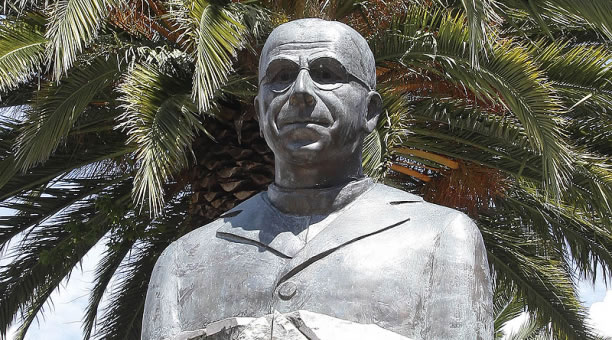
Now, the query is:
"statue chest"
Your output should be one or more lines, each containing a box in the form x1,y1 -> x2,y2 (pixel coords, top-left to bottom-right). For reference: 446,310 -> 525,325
175,223 -> 438,339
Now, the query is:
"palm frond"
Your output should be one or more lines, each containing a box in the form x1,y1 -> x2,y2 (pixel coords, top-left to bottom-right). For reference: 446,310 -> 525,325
93,241 -> 157,340
0,190 -> 126,338
403,97 -> 612,231
0,135 -> 132,201
501,0 -> 612,41
0,16 -> 47,95
364,86 -> 417,180
82,193 -> 144,340
567,157 -> 612,226
94,194 -> 192,339
568,116 -> 612,156
0,116 -> 20,157
509,184 -> 612,282
456,0 -> 499,68
362,128 -> 383,178
494,285 -> 526,337
15,56 -> 123,170
82,238 -> 136,340
117,61 -> 200,215
45,0 -> 120,80
405,98 -> 540,177
370,4 -> 443,63
505,316 -> 547,340
375,11 -> 574,196
0,177 -> 125,251
481,200 -> 596,340
530,41 -> 612,117
187,1 -> 251,112
553,0 -> 612,40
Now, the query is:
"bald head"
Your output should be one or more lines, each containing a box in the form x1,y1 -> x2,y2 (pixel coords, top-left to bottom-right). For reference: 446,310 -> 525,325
259,18 -> 376,90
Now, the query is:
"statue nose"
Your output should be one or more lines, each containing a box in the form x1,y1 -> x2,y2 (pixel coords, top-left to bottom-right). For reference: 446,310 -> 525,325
289,69 -> 316,107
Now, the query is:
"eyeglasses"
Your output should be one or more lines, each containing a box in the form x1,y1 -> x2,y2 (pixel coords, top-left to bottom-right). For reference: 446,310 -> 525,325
260,57 -> 371,93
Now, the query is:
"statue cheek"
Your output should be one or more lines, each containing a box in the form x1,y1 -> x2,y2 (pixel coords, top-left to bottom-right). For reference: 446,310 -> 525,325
316,91 -> 343,119
331,90 -> 364,128
264,94 -> 290,120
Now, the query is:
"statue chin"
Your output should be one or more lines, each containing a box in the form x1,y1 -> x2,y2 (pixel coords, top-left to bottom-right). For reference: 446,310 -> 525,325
181,310 -> 413,340
272,131 -> 331,164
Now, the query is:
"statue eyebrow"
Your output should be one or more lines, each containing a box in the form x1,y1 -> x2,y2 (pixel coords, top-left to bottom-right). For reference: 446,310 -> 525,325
266,52 -> 336,64
271,41 -> 334,52
275,40 -> 334,46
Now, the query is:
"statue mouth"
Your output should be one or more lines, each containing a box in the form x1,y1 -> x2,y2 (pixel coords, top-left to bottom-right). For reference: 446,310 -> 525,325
277,120 -> 331,147
277,117 -> 333,132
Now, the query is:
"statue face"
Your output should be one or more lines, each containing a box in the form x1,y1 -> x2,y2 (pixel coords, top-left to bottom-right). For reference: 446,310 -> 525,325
255,20 -> 381,166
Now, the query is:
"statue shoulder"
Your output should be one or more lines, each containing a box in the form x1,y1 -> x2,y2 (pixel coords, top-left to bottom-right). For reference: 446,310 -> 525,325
421,201 -> 484,245
173,192 -> 267,243
369,183 -> 483,241
421,204 -> 483,248
368,183 -> 462,219
367,183 -> 424,203
157,192 -> 268,264
420,202 -> 487,263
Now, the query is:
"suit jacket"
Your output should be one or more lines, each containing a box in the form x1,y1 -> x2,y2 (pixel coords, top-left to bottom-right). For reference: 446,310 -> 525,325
142,183 -> 493,340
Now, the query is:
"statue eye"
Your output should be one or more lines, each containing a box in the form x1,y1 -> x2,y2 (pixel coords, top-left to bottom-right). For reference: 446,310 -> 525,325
266,59 -> 299,87
275,69 -> 297,83
311,67 -> 332,82
309,58 -> 346,85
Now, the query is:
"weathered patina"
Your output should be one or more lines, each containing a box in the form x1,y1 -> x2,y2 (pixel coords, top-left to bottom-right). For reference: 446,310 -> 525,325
142,18 -> 493,340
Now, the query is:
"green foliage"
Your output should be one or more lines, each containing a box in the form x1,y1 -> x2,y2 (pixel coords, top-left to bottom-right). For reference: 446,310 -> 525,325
167,0 -> 261,112
45,0 -> 122,79
15,56 -> 123,170
0,15 -> 47,94
117,60 -> 201,214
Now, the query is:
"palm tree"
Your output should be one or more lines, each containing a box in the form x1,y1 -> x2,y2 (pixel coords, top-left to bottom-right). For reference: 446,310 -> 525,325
0,0 -> 610,339
494,286 -> 612,340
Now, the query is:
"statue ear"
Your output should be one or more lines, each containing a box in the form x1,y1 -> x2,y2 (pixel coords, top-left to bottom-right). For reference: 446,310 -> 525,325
254,96 -> 264,137
364,91 -> 382,133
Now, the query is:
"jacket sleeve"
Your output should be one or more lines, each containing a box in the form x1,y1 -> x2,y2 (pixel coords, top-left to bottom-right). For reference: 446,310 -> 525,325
142,243 -> 181,340
426,212 -> 494,340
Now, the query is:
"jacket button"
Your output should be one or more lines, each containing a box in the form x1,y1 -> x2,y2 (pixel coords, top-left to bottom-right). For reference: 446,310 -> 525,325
277,281 -> 297,300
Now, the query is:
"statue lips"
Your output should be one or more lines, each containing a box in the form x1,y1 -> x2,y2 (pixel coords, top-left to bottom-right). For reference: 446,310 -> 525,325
277,114 -> 332,134
276,116 -> 333,149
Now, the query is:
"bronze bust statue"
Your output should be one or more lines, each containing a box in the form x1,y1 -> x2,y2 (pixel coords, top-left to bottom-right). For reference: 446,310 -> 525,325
142,18 -> 493,340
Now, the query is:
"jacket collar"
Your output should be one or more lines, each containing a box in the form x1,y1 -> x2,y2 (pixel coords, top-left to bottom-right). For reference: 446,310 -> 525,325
216,183 -> 422,271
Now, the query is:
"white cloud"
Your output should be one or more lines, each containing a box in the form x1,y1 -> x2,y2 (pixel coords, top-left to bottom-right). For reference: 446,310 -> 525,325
578,265 -> 609,308
6,325 -> 18,340
588,289 -> 612,337
501,312 -> 529,338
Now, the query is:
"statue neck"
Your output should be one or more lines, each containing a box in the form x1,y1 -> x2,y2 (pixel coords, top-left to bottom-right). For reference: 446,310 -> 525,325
273,152 -> 364,189
266,177 -> 374,216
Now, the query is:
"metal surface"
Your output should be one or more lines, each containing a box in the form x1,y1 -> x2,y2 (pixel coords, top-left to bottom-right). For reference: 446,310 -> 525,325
142,18 -> 494,340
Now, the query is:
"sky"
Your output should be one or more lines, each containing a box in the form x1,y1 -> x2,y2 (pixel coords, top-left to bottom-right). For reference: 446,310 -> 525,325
3,238 -> 611,340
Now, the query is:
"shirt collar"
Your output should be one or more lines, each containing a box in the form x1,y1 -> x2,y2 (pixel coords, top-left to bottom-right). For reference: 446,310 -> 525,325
266,177 -> 374,216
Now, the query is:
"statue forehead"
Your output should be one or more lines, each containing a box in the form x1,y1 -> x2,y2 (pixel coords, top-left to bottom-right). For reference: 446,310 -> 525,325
259,19 -> 376,88
263,20 -> 348,50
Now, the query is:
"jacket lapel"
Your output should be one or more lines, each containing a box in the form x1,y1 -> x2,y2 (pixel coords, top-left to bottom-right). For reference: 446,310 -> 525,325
215,185 -> 423,277
276,185 -> 420,285
216,193 -> 308,258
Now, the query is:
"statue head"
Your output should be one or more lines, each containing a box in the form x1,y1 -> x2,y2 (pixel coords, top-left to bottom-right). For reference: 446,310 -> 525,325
255,18 -> 382,168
